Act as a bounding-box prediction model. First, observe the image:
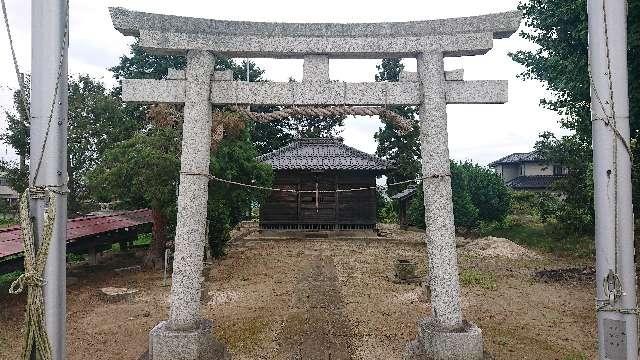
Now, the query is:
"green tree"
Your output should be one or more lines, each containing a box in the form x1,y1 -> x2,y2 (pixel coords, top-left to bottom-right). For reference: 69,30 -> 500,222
106,42 -> 276,259
0,75 -> 140,213
407,161 -> 510,231
88,127 -> 181,267
1,79 -> 30,196
373,59 -> 421,196
208,129 -> 273,256
509,0 -> 639,233
1,77 -> 30,172
67,75 -> 141,213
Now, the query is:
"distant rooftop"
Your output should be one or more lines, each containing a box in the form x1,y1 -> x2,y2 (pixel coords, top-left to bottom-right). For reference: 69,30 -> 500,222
257,138 -> 389,172
489,151 -> 543,166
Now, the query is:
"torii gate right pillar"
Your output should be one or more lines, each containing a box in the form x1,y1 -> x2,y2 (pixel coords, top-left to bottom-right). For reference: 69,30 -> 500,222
407,52 -> 484,359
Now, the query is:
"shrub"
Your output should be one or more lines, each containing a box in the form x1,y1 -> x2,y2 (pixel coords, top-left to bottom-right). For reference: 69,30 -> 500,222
376,191 -> 398,224
406,161 -> 511,231
509,191 -> 562,224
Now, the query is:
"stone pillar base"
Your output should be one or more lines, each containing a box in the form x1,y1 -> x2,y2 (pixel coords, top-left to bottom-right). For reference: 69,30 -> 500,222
149,320 -> 230,360
405,317 -> 483,360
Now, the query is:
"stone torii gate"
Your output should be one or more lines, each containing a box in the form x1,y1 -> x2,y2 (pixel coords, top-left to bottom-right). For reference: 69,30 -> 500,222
110,7 -> 520,360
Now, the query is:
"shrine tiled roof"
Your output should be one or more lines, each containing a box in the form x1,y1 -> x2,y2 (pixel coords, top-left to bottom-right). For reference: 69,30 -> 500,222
257,138 -> 390,171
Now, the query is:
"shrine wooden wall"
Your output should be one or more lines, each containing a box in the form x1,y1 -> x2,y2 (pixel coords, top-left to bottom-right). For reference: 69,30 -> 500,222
260,170 -> 378,229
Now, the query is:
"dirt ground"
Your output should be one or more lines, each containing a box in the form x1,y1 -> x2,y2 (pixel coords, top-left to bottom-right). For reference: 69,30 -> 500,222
0,227 -> 596,359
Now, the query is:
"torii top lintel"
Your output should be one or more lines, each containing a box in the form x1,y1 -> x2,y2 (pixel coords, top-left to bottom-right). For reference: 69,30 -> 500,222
109,7 -> 521,58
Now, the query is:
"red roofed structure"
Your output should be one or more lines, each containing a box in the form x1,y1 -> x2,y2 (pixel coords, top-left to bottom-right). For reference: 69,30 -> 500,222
0,209 -> 153,273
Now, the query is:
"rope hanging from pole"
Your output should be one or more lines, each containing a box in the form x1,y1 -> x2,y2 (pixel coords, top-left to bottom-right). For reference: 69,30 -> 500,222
9,189 -> 57,360
229,105 -> 413,135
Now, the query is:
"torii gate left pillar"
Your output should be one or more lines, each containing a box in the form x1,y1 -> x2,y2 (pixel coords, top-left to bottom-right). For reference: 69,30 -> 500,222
147,50 -> 230,359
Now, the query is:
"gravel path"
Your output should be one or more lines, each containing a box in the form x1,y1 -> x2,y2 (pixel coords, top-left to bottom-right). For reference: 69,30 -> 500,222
276,251 -> 354,359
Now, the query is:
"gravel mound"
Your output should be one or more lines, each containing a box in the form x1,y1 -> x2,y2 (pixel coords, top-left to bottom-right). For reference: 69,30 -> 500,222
462,236 -> 541,260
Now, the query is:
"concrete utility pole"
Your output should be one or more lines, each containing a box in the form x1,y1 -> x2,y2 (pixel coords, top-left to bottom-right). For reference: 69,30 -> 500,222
588,0 -> 638,359
31,0 -> 68,358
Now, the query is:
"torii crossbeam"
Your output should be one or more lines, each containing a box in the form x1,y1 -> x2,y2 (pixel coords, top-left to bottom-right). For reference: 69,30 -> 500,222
110,7 -> 521,360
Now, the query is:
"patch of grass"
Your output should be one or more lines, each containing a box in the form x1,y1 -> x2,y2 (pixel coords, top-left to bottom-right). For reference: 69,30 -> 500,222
134,233 -> 151,247
0,270 -> 22,287
218,315 -> 270,351
66,252 -> 85,263
109,233 -> 152,253
563,353 -> 588,360
480,218 -> 594,258
0,217 -> 17,228
459,269 -> 497,291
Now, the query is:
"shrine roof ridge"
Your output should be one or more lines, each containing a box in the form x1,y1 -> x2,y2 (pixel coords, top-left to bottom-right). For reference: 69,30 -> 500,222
110,7 -> 521,40
257,137 -> 390,172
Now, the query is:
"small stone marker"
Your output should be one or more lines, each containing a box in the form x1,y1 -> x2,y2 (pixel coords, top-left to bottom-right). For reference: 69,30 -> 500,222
99,287 -> 138,302
114,265 -> 142,274
395,259 -> 417,281
389,259 -> 423,285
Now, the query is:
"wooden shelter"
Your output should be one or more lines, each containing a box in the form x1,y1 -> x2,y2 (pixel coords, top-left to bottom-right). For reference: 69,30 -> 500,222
391,185 -> 418,230
258,138 -> 389,230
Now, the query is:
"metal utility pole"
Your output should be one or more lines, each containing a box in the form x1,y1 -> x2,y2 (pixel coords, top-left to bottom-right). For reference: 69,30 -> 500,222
588,0 -> 638,359
31,0 -> 68,358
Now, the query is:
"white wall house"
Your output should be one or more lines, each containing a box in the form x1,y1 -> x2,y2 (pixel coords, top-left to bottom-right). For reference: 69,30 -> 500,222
489,152 -> 567,192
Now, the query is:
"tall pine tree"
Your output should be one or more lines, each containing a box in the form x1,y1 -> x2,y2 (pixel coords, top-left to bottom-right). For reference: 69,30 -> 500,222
373,59 -> 420,196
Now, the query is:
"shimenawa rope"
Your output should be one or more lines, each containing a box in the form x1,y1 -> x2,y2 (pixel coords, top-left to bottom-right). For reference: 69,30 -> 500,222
9,189 -> 57,360
229,105 -> 413,135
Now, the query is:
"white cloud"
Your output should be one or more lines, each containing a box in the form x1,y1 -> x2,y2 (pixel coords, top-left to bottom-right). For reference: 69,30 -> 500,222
0,0 -> 568,167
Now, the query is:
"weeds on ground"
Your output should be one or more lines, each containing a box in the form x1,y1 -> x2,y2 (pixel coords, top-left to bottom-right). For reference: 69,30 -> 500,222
134,233 -> 151,246
66,252 -> 85,263
111,233 -> 152,252
563,353 -> 588,360
0,217 -> 17,228
459,269 -> 497,290
479,217 -> 594,258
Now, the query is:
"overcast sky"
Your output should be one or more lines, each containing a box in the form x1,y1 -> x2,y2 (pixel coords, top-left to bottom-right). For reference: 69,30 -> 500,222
0,0 -> 568,165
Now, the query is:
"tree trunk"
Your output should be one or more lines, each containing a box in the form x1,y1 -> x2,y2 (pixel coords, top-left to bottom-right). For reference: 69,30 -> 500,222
19,154 -> 25,172
144,207 -> 167,269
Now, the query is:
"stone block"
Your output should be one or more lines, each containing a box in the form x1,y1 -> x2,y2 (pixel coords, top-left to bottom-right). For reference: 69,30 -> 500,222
110,7 -> 522,57
400,69 -> 464,82
303,55 -> 330,82
149,320 -> 230,360
406,317 -> 484,360
167,68 -> 186,80
99,287 -> 138,302
213,70 -> 233,81
446,69 -> 464,81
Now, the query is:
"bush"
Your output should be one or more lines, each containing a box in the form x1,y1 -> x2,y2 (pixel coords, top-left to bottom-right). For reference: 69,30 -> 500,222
207,203 -> 231,258
376,191 -> 398,224
406,161 -> 511,231
509,191 -> 562,224
207,131 -> 273,258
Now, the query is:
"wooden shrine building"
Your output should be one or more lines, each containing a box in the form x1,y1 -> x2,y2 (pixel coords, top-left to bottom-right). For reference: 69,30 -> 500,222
258,138 -> 389,230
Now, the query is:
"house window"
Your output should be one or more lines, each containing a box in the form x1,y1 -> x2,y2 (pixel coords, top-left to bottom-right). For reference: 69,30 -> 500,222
519,165 -> 524,176
553,165 -> 565,176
